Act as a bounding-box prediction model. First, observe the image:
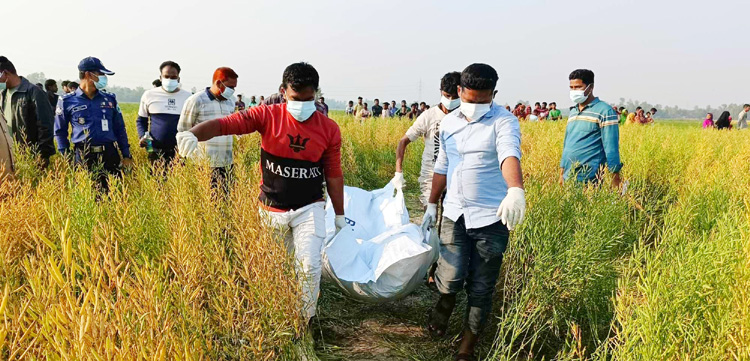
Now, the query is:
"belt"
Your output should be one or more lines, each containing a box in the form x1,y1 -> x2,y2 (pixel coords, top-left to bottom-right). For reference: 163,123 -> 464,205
74,143 -> 110,154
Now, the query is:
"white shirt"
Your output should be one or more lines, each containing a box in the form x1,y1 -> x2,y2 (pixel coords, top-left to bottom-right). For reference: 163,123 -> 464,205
405,106 -> 447,184
434,103 -> 522,229
138,87 -> 192,117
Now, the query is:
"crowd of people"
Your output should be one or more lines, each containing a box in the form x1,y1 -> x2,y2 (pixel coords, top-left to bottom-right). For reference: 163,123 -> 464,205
0,51 -> 742,360
510,102 -> 563,121
701,104 -> 750,130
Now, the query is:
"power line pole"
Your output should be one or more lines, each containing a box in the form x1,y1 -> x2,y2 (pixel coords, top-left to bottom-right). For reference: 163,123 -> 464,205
418,78 -> 422,101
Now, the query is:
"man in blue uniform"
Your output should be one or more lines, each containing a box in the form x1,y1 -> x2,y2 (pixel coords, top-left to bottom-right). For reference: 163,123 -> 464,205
55,57 -> 132,192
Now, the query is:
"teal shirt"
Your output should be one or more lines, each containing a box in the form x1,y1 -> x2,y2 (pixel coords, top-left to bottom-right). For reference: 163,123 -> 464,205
560,97 -> 622,182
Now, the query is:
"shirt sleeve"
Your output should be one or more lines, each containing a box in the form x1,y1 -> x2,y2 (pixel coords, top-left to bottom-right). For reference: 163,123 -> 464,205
31,87 -> 56,158
404,112 -> 428,141
177,95 -> 198,132
217,104 -> 270,136
433,126 -> 449,175
136,92 -> 149,139
322,124 -> 343,178
601,108 -> 622,173
495,114 -> 522,167
112,99 -> 131,158
53,98 -> 70,154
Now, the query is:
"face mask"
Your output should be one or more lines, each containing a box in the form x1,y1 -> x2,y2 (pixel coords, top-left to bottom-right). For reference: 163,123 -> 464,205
441,96 -> 460,111
460,102 -> 492,121
93,74 -> 108,90
162,78 -> 179,92
287,100 -> 317,122
0,71 -> 5,91
220,81 -> 235,99
569,84 -> 591,104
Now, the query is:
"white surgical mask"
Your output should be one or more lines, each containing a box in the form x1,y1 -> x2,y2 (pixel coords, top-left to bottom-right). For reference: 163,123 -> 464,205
162,78 -> 179,92
220,81 -> 235,99
569,84 -> 591,104
460,102 -> 492,121
441,96 -> 460,111
287,100 -> 317,122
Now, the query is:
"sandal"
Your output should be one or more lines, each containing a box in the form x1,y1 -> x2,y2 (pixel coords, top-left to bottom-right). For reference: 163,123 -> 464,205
426,295 -> 455,338
455,353 -> 475,361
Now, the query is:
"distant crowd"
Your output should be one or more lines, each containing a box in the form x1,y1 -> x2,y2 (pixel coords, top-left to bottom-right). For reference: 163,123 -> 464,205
701,105 -> 750,130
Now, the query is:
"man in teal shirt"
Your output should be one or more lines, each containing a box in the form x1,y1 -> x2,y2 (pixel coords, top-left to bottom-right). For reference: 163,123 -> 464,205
559,69 -> 622,186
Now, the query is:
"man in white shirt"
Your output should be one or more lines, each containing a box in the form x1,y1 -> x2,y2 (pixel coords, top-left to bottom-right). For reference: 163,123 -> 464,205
737,104 -> 750,130
177,67 -> 238,193
136,61 -> 191,167
422,63 -> 526,361
393,71 -> 461,207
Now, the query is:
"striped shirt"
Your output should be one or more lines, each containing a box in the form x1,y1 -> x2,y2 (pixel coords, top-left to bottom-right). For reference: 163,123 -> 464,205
560,97 -> 622,182
177,88 -> 234,168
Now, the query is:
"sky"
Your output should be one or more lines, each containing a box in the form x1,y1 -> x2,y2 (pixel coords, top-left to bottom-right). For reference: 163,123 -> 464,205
4,0 -> 749,108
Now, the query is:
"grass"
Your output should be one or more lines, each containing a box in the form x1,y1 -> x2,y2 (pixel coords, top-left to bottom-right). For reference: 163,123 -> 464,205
0,104 -> 747,360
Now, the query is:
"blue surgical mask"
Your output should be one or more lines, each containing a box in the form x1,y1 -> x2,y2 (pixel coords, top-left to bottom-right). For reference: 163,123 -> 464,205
569,84 -> 591,104
220,81 -> 235,99
441,96 -> 460,111
94,74 -> 108,90
0,71 -> 6,91
162,78 -> 179,92
287,100 -> 317,122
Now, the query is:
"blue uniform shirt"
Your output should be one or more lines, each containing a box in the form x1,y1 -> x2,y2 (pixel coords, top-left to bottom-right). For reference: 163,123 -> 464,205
54,88 -> 131,158
560,97 -> 622,182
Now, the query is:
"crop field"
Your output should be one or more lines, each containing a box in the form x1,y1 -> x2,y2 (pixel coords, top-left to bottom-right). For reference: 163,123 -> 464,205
0,103 -> 748,360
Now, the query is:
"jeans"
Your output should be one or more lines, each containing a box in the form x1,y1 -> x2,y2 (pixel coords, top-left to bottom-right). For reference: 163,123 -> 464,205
261,202 -> 327,321
434,215 -> 509,334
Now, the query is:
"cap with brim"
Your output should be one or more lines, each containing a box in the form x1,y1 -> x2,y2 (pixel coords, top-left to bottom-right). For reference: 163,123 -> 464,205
78,56 -> 115,75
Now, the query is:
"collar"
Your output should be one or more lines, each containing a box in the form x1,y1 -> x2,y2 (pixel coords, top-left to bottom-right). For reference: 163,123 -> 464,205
570,97 -> 600,112
205,87 -> 216,101
14,77 -> 34,93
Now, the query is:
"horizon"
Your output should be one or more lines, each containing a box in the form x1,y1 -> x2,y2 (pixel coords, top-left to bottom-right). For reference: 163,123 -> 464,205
4,0 -> 749,109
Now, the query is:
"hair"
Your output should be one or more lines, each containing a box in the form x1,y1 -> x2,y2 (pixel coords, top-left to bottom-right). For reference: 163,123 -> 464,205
440,71 -> 461,96
568,69 -> 595,85
44,79 -> 57,89
159,60 -> 181,74
348,100 -> 353,105
650,108 -> 657,113
744,104 -> 750,108
281,62 -> 319,92
78,71 -> 86,80
716,111 -> 731,129
542,102 -> 547,106
551,102 -> 557,106
62,80 -> 70,87
152,79 -> 162,87
534,102 -> 540,107
401,100 -> 406,104
420,102 -> 426,106
319,96 -> 324,101
411,102 -> 418,108
374,98 -> 379,102
68,82 -> 79,90
364,103 -> 368,107
237,94 -> 242,99
636,106 -> 643,111
357,96 -> 363,100
212,67 -> 239,83
706,112 -> 713,119
35,83 -> 44,88
618,106 -> 625,111
0,56 -> 17,75
460,63 -> 498,91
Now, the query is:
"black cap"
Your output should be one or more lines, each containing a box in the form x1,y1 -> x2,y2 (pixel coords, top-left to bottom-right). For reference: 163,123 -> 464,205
77,56 -> 114,75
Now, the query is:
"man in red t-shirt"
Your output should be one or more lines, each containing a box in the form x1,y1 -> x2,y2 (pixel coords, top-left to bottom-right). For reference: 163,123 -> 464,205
175,62 -> 346,322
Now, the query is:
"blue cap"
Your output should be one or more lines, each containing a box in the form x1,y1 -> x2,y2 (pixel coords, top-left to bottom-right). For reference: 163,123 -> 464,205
77,57 -> 115,75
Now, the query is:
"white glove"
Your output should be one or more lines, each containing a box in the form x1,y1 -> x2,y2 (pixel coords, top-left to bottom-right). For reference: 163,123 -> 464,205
391,171 -> 405,189
334,215 -> 347,235
421,203 -> 438,234
497,187 -> 526,231
176,131 -> 199,158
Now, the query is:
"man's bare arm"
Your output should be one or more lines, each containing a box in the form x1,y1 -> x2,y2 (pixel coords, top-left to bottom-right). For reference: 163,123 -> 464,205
326,176 -> 345,216
395,136 -> 411,173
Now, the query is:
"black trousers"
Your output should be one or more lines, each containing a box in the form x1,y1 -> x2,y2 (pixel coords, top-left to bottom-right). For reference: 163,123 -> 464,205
74,142 -> 121,192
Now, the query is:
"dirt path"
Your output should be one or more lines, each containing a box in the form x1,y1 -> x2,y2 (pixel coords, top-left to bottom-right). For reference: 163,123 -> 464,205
311,195 -> 497,360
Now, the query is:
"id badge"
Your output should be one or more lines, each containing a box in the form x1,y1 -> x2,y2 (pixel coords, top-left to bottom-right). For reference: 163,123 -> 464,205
101,118 -> 109,132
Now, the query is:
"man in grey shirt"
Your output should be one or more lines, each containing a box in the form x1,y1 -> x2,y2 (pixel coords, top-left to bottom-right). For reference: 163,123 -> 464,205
737,104 -> 749,130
